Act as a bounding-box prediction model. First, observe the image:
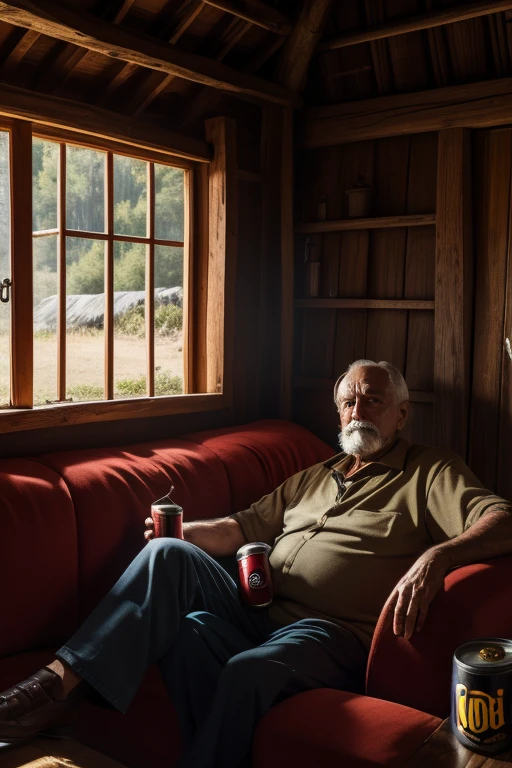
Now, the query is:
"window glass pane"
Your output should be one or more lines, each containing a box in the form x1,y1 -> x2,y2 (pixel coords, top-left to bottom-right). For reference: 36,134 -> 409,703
66,146 -> 105,233
0,131 -> 10,407
155,164 -> 184,242
114,241 -> 146,398
154,245 -> 183,395
66,237 -> 105,402
33,139 -> 58,232
33,235 -> 58,405
114,155 -> 147,237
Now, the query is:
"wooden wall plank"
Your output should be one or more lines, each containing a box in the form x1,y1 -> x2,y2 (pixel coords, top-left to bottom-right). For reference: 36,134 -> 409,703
497,192 -> 512,499
403,132 -> 437,439
469,130 -> 511,488
434,128 -> 473,456
280,107 -> 294,418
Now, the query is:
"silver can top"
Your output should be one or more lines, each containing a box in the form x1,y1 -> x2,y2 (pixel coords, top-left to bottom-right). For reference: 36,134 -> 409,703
454,637 -> 512,672
151,487 -> 182,515
237,542 -> 271,561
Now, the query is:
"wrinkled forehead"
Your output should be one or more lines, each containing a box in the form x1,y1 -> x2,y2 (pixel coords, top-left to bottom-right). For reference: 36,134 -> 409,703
338,366 -> 393,399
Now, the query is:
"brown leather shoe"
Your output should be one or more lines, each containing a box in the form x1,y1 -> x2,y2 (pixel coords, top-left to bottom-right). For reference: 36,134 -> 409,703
0,668 -> 84,744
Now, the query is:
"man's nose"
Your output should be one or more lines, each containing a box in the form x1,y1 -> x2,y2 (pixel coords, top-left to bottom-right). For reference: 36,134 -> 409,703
352,398 -> 364,420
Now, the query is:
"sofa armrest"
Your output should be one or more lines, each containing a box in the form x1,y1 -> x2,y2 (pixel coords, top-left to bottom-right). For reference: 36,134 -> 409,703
366,554 -> 512,718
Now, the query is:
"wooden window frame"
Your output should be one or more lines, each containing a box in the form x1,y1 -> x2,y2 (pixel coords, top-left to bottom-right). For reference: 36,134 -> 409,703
0,115 -> 237,434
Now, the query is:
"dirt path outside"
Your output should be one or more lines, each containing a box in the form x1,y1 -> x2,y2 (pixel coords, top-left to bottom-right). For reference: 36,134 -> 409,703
0,332 -> 183,404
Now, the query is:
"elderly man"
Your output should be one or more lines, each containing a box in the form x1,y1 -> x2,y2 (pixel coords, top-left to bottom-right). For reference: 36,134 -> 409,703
1,359 -> 511,768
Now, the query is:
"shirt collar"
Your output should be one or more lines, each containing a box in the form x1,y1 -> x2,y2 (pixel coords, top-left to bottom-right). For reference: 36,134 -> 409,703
323,437 -> 409,474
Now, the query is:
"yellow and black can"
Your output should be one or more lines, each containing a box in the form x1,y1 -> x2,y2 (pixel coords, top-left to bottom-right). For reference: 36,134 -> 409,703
452,637 -> 512,754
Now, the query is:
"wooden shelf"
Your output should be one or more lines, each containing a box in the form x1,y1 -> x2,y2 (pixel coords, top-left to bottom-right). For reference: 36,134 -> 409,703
292,377 -> 434,403
296,214 -> 436,233
295,298 -> 435,310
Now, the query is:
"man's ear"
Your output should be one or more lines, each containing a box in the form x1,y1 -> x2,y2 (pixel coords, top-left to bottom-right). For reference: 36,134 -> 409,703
397,401 -> 410,432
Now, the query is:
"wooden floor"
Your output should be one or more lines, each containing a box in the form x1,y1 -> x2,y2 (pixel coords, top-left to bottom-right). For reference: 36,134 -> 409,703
0,738 -> 127,768
404,720 -> 512,767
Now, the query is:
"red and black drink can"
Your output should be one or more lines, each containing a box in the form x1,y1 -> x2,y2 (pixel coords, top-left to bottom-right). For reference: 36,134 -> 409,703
151,489 -> 183,539
452,637 -> 512,754
236,542 -> 273,608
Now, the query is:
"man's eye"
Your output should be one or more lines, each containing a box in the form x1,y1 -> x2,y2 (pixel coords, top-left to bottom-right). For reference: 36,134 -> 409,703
344,401 -> 355,408
368,398 -> 381,404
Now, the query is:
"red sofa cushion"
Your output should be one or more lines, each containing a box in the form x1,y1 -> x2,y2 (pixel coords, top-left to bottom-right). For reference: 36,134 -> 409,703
0,460 -> 77,656
253,689 -> 441,768
367,555 -> 512,718
38,440 -> 231,619
185,419 -> 334,511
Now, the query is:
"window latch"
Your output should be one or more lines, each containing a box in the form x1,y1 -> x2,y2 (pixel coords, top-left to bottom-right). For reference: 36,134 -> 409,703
0,278 -> 11,304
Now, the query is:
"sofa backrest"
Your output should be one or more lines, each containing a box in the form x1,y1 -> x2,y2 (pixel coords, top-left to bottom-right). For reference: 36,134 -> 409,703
1,419 -> 333,655
366,554 -> 512,718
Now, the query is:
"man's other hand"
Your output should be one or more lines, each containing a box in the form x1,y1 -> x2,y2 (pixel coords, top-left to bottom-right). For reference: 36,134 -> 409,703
144,517 -> 155,541
391,549 -> 450,640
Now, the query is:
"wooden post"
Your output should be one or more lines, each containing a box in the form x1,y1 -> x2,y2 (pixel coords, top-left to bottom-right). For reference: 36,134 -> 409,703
10,120 -> 33,408
434,128 -> 473,455
204,117 -> 237,405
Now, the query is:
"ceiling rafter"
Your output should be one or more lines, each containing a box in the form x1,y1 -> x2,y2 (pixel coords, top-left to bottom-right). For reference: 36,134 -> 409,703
363,0 -> 392,95
0,26 -> 38,71
96,0 -> 204,108
202,0 -> 291,35
319,0 -> 512,52
487,11 -> 510,76
34,0 -> 134,92
0,0 -> 299,107
425,0 -> 450,87
273,0 -> 332,92
130,15 -> 251,118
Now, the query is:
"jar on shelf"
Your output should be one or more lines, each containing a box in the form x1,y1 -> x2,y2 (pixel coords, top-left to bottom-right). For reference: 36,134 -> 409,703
346,177 -> 373,218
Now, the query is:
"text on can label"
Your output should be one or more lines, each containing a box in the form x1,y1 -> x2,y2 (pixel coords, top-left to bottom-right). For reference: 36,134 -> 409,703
456,684 -> 505,734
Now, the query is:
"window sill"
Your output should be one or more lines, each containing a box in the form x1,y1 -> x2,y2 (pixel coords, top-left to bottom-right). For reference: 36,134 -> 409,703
0,393 -> 225,434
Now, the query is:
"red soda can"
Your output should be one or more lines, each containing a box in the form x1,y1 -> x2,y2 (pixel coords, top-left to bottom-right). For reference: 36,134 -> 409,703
151,488 -> 183,539
236,542 -> 273,608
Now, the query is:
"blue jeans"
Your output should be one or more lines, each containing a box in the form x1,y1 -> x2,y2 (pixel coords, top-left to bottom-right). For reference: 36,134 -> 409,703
57,539 -> 367,768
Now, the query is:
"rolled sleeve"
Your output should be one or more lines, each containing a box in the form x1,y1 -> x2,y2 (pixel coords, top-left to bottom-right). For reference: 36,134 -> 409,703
426,458 -> 508,543
231,468 -> 312,545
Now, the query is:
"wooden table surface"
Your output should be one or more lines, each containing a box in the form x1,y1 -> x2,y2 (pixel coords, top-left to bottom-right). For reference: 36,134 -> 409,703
404,720 -> 512,767
0,738 -> 128,768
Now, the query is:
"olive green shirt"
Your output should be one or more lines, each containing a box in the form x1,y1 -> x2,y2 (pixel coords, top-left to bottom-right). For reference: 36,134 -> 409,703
232,439 -> 507,650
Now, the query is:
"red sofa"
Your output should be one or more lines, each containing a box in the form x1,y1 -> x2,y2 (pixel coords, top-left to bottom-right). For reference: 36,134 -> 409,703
1,418 -> 511,767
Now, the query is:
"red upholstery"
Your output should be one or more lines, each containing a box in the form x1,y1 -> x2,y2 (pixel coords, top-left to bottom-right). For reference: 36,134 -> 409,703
3,419 -> 510,768
38,440 -> 232,618
0,460 -> 77,656
366,555 -> 512,718
253,689 -> 441,768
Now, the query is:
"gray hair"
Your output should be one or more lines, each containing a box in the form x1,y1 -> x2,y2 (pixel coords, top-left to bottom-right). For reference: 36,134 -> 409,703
334,359 -> 409,407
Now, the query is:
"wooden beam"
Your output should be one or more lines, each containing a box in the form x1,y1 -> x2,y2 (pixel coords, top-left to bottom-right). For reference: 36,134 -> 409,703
274,0 -> 332,91
205,117 -> 238,404
300,77 -> 512,147
203,0 -> 291,35
434,128 -> 473,456
9,121 -> 32,408
0,0 -> 299,107
296,299 -> 435,310
318,0 -> 512,52
0,81 -> 212,162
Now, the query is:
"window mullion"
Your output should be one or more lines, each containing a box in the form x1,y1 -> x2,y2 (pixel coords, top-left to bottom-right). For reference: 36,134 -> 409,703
182,168 -> 192,394
105,152 -> 114,400
10,121 -> 33,408
57,143 -> 66,402
146,162 -> 155,398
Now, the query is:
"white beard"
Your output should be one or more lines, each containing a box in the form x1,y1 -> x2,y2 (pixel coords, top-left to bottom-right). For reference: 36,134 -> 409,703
339,420 -> 383,457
